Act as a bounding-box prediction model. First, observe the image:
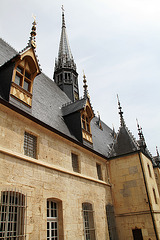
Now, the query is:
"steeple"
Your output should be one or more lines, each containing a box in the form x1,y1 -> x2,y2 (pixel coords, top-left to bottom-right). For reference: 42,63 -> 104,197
54,6 -> 79,102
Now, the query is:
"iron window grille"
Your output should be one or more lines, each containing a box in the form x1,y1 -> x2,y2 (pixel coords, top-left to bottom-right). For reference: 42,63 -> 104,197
0,190 -> 26,240
47,200 -> 59,240
24,132 -> 37,159
82,203 -> 96,240
71,153 -> 79,173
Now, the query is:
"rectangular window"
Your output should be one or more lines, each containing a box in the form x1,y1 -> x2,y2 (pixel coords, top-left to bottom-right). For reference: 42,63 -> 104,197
71,153 -> 79,173
153,188 -> 158,204
96,163 -> 103,180
47,200 -> 59,240
0,190 -> 26,239
82,203 -> 96,240
147,164 -> 152,178
23,80 -> 30,92
24,132 -> 37,158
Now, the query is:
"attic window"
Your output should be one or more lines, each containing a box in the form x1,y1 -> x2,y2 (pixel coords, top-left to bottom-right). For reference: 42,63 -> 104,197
82,114 -> 91,133
10,48 -> 40,107
14,63 -> 32,93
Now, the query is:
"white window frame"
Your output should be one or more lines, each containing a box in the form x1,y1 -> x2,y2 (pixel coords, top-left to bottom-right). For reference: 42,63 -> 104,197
47,200 -> 59,240
82,203 -> 96,240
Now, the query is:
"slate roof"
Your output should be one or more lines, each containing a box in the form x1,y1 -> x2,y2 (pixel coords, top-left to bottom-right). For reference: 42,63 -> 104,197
0,38 -> 17,66
62,98 -> 87,116
0,38 -> 114,158
109,124 -> 140,157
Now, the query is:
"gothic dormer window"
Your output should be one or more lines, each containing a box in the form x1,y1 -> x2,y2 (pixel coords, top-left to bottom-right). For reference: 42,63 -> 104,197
10,19 -> 40,107
81,103 -> 94,144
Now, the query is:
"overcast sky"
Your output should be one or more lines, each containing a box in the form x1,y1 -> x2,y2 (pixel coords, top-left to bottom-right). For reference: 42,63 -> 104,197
0,0 -> 160,155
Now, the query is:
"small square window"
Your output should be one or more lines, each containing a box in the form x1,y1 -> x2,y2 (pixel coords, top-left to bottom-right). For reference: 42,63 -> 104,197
96,163 -> 103,180
24,132 -> 37,158
71,153 -> 79,173
23,79 -> 30,92
14,73 -> 22,86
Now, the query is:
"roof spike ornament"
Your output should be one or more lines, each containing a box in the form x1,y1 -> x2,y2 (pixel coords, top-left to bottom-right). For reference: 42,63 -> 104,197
28,15 -> 37,49
61,5 -> 66,28
117,94 -> 126,127
156,146 -> 159,157
83,71 -> 89,99
96,111 -> 103,130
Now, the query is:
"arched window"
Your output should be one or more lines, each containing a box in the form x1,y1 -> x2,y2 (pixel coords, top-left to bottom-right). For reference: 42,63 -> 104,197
82,202 -> 96,240
0,190 -> 26,239
47,199 -> 63,240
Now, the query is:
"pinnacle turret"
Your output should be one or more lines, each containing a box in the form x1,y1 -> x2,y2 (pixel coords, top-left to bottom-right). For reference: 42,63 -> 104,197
117,95 -> 126,127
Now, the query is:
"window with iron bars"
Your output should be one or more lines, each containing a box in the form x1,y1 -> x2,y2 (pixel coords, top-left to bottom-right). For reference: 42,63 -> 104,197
0,190 -> 26,240
24,132 -> 37,159
82,203 -> 96,240
71,153 -> 80,173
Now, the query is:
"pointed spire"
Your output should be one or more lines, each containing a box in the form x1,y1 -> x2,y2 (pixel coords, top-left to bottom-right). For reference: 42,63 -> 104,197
83,72 -> 89,99
117,95 -> 125,127
28,16 -> 37,49
56,6 -> 76,70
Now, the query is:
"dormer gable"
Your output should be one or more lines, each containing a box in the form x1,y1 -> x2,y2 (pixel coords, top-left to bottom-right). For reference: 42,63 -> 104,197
62,74 -> 94,145
10,47 -> 40,107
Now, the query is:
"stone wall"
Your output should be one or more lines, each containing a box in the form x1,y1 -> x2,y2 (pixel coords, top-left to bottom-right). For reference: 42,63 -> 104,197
0,104 -> 112,240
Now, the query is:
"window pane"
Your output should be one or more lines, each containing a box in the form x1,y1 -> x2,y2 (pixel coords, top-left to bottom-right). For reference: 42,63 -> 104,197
23,80 -> 30,91
16,66 -> 23,74
14,74 -> 21,86
25,71 -> 31,79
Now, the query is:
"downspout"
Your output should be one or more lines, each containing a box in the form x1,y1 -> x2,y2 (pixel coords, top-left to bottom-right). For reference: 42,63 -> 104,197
138,152 -> 159,240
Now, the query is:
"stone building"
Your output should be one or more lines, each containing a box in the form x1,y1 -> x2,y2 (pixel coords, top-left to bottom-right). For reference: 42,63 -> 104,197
0,9 -> 160,240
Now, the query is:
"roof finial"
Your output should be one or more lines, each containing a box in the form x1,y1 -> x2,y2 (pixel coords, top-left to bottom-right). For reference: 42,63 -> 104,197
117,95 -> 125,127
136,119 -> 145,141
61,5 -> 66,28
156,146 -> 159,157
96,111 -> 103,130
112,124 -> 116,139
136,118 -> 143,140
83,71 -> 89,99
28,15 -> 37,49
